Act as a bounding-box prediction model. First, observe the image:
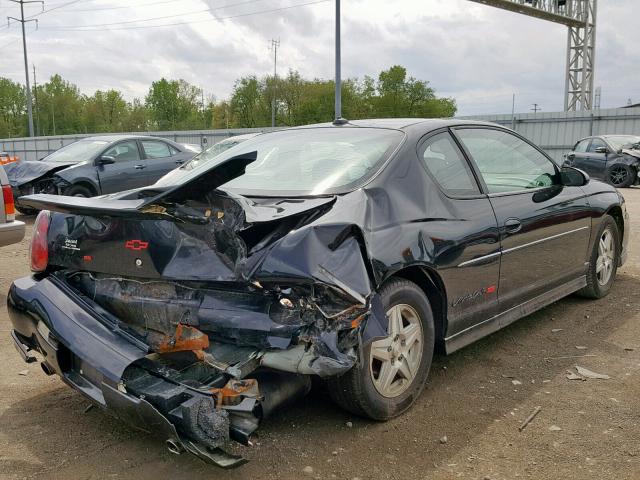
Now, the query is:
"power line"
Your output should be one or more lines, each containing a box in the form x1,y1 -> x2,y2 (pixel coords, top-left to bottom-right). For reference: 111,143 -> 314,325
40,0 -> 331,31
38,0 -> 273,29
7,0 -> 43,137
73,0 -> 213,13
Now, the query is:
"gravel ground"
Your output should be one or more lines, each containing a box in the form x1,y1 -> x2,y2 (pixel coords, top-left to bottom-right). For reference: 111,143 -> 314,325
1,188 -> 639,480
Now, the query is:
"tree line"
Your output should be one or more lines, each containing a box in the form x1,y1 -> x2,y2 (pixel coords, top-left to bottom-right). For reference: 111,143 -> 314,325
0,65 -> 456,138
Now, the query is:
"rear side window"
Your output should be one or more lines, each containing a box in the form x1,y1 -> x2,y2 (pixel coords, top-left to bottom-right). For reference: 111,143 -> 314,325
456,128 -> 557,194
142,141 -> 172,159
574,139 -> 590,153
104,141 -> 141,163
419,132 -> 480,196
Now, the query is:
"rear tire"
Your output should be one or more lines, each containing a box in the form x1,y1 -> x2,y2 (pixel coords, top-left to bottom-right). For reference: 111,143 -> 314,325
577,215 -> 620,299
64,184 -> 93,197
607,164 -> 635,188
15,205 -> 38,216
327,278 -> 435,420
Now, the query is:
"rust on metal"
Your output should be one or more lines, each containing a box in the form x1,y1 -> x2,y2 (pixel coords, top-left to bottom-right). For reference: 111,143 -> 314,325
210,379 -> 260,409
157,323 -> 210,353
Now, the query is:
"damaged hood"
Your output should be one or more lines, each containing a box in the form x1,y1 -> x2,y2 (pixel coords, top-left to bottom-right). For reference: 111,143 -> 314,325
4,160 -> 81,187
621,148 -> 640,159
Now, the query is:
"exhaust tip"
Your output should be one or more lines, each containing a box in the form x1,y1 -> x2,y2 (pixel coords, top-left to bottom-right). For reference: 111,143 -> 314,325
40,362 -> 55,376
166,439 -> 183,455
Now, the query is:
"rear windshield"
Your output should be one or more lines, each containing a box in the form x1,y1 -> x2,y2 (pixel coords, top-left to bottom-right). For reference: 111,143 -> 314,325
155,127 -> 404,196
44,139 -> 110,163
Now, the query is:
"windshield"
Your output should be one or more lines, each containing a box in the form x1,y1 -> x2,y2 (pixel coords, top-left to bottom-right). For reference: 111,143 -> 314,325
155,127 -> 404,196
44,139 -> 110,163
606,136 -> 640,151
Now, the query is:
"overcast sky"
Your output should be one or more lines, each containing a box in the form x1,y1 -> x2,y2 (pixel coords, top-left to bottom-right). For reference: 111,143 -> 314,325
0,0 -> 638,116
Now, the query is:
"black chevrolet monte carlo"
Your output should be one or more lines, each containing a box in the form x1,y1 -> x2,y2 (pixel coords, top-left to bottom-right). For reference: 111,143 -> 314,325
7,119 -> 629,468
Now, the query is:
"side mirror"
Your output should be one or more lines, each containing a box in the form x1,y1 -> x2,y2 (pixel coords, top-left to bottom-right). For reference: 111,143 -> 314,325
561,166 -> 589,187
97,155 -> 116,165
594,146 -> 609,154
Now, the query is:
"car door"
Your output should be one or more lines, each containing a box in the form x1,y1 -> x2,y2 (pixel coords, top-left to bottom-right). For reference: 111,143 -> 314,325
566,138 -> 591,173
578,137 -> 610,180
453,127 -> 592,312
417,131 -> 501,337
97,140 -> 146,194
140,140 -> 187,185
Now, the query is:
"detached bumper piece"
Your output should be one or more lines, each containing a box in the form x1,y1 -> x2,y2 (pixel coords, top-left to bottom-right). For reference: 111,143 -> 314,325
7,275 -> 311,468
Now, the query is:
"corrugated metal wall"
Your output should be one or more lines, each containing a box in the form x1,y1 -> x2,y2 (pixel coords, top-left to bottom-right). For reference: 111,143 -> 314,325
2,107 -> 640,162
462,107 -> 640,161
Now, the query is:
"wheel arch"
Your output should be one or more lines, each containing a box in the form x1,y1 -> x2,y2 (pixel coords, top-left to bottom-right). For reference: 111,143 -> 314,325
606,206 -> 624,246
68,180 -> 98,196
387,265 -> 448,353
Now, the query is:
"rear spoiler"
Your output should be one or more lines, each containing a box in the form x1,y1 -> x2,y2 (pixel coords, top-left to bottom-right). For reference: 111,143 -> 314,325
19,152 -> 259,218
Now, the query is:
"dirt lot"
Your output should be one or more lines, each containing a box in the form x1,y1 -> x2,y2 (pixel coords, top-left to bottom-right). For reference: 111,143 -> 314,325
1,189 -> 639,480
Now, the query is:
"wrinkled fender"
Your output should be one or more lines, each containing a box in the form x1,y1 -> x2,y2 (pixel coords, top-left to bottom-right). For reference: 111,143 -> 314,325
53,164 -> 101,193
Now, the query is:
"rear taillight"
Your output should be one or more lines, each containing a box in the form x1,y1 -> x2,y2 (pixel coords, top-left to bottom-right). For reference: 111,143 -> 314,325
30,210 -> 51,272
2,185 -> 15,221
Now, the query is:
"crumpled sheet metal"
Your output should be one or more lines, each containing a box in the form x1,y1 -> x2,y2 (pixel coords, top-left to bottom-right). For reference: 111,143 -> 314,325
4,160 -> 78,187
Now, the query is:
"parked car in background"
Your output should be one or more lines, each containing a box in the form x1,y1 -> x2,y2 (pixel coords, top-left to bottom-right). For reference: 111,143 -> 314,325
7,119 -> 628,467
0,165 -> 25,247
158,133 -> 260,184
0,151 -> 18,166
564,135 -> 640,188
4,135 -> 197,214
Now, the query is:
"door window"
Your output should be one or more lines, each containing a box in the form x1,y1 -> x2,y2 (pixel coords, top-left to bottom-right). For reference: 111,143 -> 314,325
574,139 -> 590,153
456,128 -> 558,194
419,132 -> 480,196
104,141 -> 141,162
587,138 -> 608,153
142,141 -> 172,159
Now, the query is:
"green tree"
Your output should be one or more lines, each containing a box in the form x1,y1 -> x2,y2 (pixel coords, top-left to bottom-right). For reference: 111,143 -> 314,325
34,74 -> 84,135
0,78 -> 26,138
145,78 -> 203,130
83,90 -> 129,133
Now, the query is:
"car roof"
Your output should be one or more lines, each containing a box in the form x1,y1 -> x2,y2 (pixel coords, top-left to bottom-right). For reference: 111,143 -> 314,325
82,135 -> 176,143
293,118 -> 500,131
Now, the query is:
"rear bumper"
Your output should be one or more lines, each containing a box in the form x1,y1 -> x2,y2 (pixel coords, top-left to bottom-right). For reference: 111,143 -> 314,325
7,275 -> 247,468
0,219 -> 25,247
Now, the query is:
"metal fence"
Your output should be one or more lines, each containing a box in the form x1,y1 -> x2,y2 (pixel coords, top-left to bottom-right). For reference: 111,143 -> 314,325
462,107 -> 640,161
0,128 -> 273,162
3,107 -> 640,163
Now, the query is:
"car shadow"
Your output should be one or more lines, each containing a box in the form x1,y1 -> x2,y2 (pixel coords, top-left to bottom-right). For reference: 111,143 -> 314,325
1,274 -> 639,479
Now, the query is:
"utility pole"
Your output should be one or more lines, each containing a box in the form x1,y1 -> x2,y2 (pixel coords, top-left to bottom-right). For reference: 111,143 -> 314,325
334,0 -> 343,122
32,64 -> 40,136
531,103 -> 541,114
269,39 -> 280,128
8,0 -> 43,138
511,93 -> 516,130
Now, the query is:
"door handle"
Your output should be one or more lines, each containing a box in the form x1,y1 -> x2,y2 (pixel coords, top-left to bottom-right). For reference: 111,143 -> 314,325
504,218 -> 522,233
175,160 -> 185,165
134,164 -> 146,170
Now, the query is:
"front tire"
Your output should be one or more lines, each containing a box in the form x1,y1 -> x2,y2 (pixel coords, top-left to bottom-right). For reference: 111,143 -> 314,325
64,184 -> 93,197
327,278 -> 435,420
607,164 -> 635,188
577,215 -> 620,299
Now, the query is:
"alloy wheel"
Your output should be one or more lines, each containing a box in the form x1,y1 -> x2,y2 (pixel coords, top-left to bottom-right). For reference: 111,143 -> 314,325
369,304 -> 424,398
609,166 -> 628,186
596,228 -> 615,286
